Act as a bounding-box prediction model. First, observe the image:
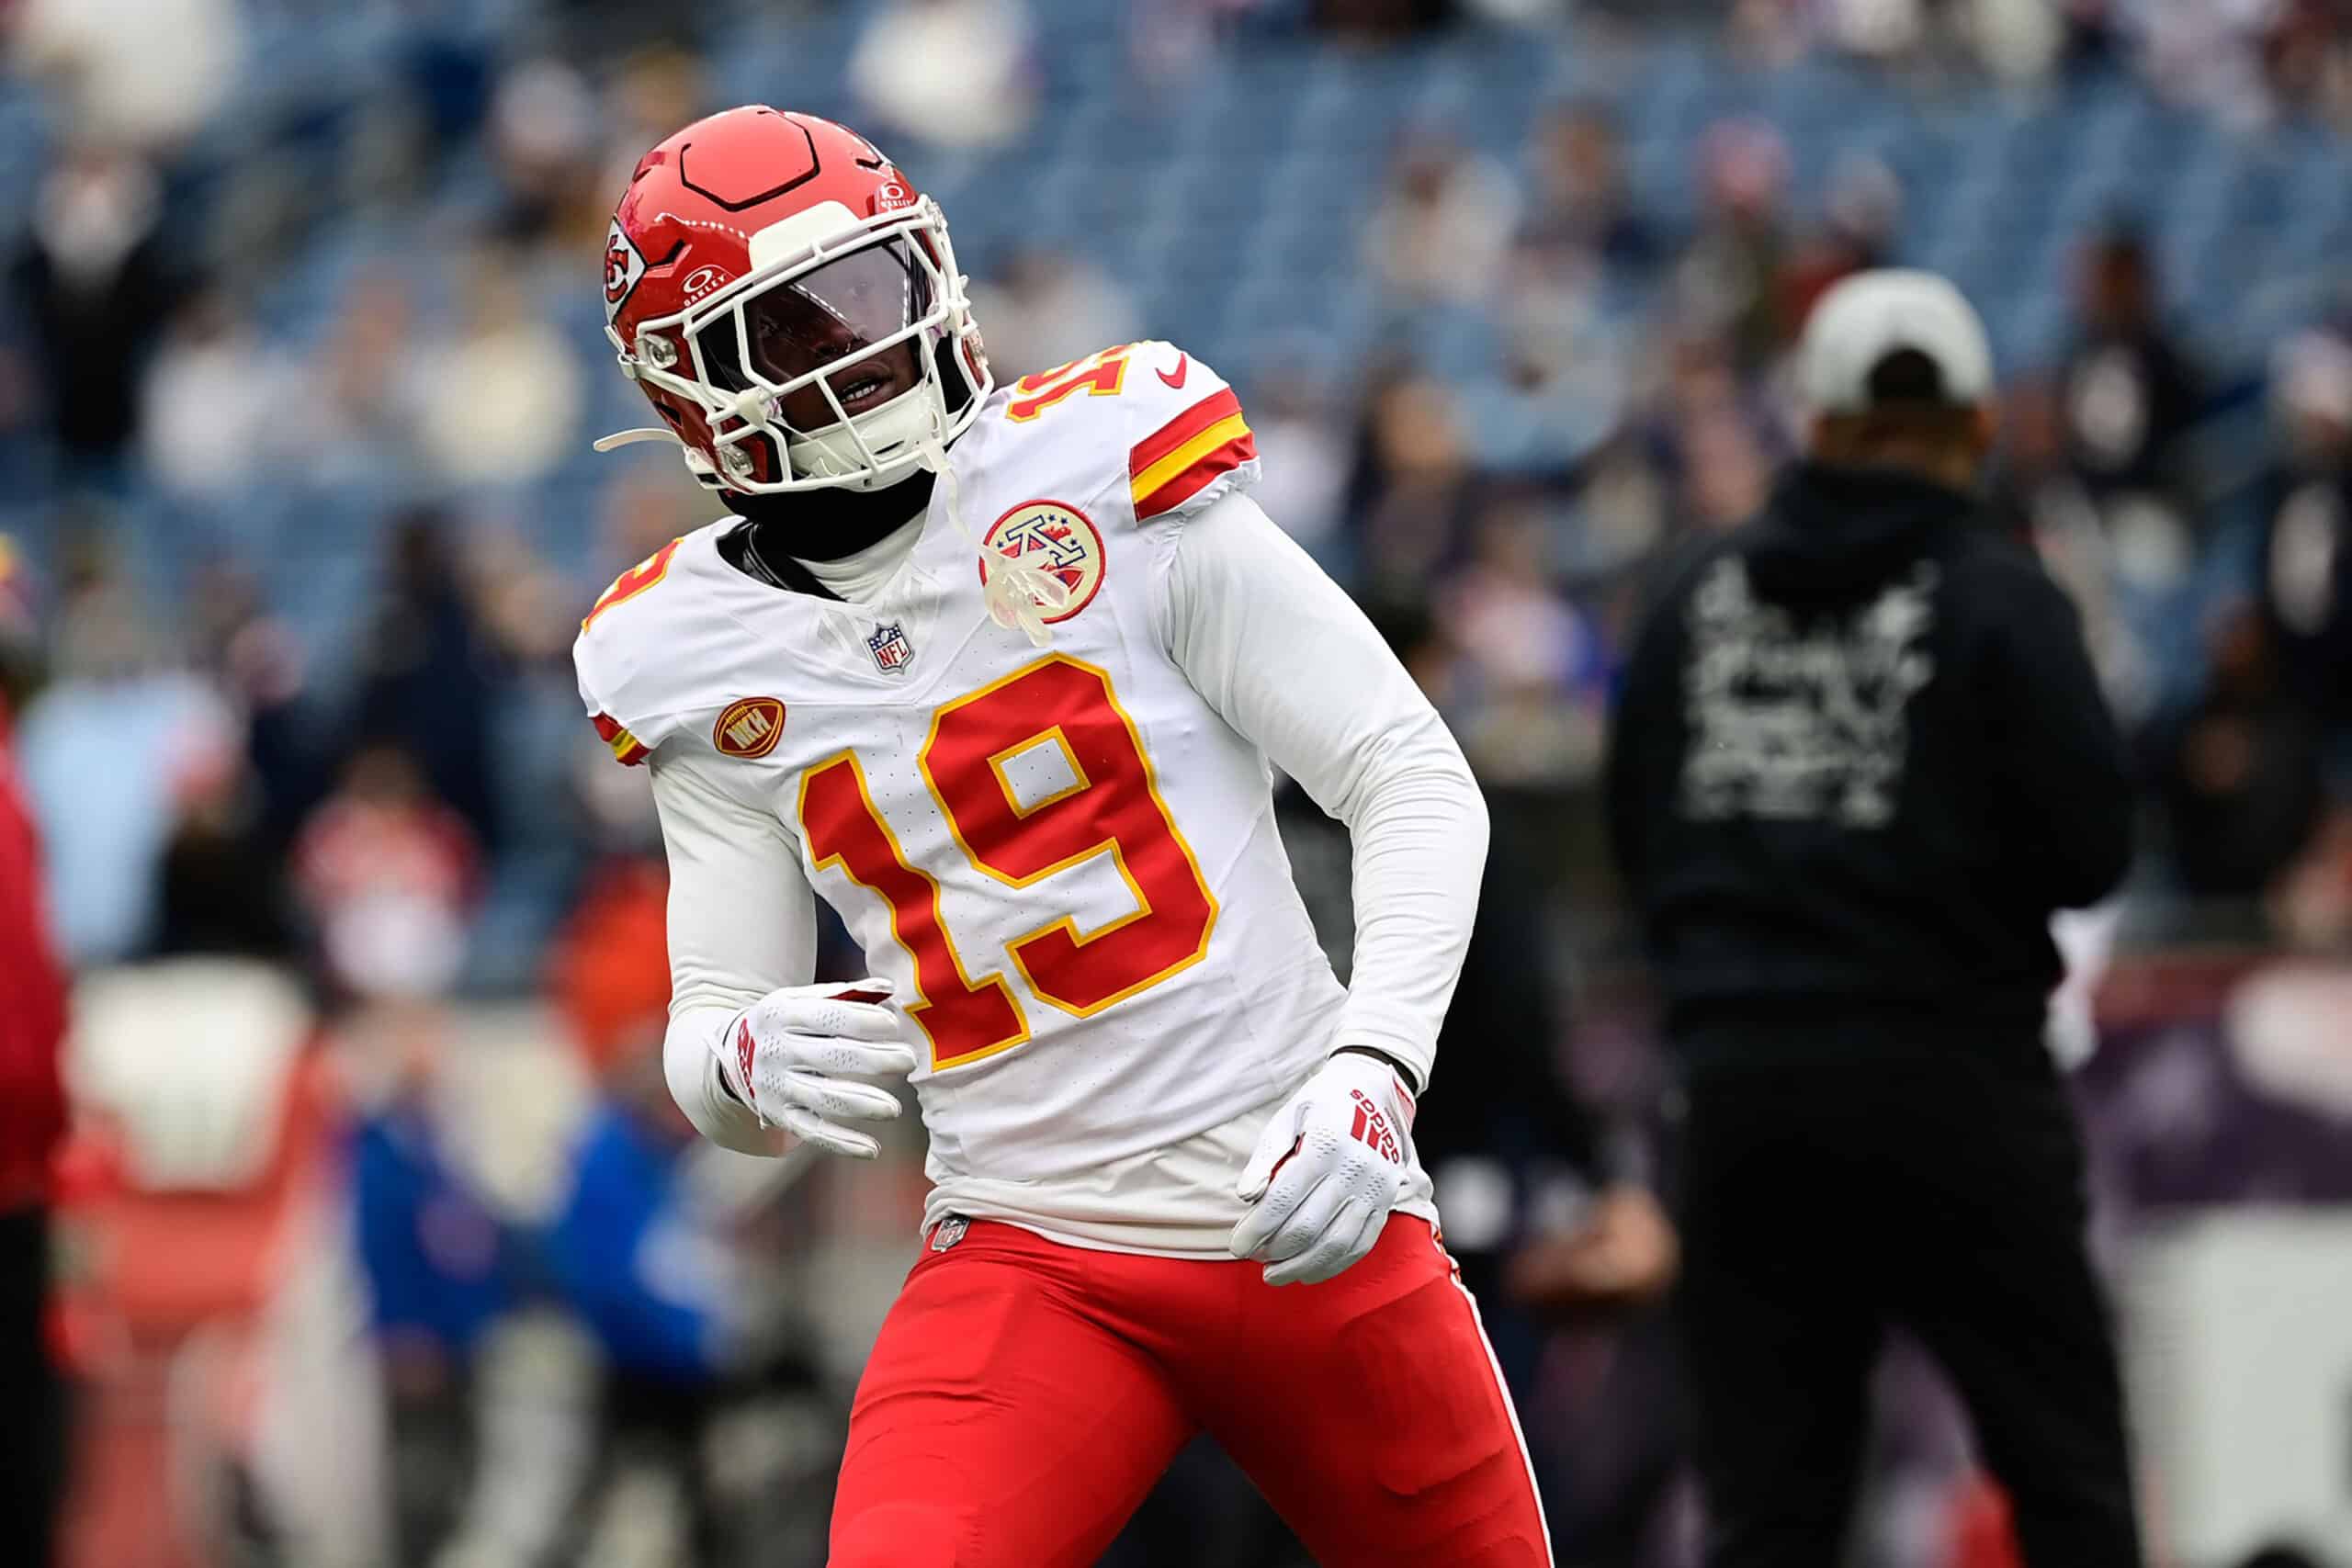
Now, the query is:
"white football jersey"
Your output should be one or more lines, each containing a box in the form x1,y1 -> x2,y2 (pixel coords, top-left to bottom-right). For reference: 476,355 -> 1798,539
576,344 -> 1440,1249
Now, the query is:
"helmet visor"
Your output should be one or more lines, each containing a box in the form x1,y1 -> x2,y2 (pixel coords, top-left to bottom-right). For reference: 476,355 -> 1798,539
704,239 -> 934,433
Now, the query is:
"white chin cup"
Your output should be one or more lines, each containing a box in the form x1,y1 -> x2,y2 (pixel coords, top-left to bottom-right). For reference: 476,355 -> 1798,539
785,378 -> 946,491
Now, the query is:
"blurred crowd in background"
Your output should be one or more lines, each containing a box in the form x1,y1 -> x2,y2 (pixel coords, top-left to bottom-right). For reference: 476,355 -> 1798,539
10,1 -> 2352,1566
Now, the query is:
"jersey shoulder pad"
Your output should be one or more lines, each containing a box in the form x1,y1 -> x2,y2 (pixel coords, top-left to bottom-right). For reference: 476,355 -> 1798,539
1117,340 -> 1258,525
980,341 -> 1257,528
573,528 -> 709,766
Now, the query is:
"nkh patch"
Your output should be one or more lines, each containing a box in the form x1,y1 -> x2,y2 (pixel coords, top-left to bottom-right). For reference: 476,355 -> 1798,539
979,500 -> 1105,624
867,621 -> 916,674
712,696 -> 786,759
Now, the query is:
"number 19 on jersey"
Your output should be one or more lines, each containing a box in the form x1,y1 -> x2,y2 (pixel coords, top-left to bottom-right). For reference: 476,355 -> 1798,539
798,654 -> 1218,1069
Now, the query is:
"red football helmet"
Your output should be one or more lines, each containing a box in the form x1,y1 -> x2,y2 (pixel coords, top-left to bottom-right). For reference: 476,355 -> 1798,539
594,107 -> 990,495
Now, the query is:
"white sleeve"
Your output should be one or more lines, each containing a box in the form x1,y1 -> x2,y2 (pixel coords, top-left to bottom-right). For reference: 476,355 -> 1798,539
651,748 -> 819,1155
1156,491 -> 1488,1092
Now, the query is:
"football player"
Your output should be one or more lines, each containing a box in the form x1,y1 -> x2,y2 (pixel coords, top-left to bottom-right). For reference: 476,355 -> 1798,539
578,106 -> 1549,1567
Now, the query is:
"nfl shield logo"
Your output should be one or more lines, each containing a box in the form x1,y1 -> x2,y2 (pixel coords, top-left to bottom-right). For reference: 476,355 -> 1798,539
866,621 -> 915,675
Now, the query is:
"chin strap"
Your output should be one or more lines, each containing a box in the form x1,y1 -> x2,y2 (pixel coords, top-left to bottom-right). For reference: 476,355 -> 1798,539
919,433 -> 1069,648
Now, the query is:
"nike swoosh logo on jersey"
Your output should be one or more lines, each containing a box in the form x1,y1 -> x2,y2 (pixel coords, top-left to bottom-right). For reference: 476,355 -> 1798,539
1158,351 -> 1189,389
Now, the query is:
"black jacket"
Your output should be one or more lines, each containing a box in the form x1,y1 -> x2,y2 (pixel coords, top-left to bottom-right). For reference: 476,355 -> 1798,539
1605,463 -> 2132,1066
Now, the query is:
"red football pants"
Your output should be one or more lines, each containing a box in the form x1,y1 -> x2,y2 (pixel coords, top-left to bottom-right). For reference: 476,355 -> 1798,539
828,1214 -> 1550,1568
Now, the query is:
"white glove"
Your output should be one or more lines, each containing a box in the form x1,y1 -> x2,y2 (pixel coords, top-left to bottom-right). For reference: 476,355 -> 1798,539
713,978 -> 918,1159
1229,1051 -> 1418,1286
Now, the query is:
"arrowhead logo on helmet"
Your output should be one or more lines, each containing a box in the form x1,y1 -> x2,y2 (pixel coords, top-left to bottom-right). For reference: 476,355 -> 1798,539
603,219 -> 648,321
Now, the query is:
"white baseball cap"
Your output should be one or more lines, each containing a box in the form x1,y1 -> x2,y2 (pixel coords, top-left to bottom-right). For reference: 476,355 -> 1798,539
1795,268 -> 1995,414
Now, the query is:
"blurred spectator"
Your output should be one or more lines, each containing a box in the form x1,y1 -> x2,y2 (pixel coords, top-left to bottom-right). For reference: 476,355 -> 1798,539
546,1048 -> 746,1386
1822,0 -> 1928,68
2253,329 -> 2352,728
292,744 -> 480,1001
139,288 -> 304,500
541,860 -> 849,1566
1130,0 -> 1282,85
1459,0 -> 1575,27
1568,433 -> 1673,576
345,1021 -> 519,1565
850,0 -> 1039,151
2061,225 -> 2203,504
1611,271 -> 2143,1568
17,540 -> 237,964
1498,254 -> 1628,419
1634,325 -> 1781,536
1681,398 -> 1778,532
2136,0 -> 2273,127
1778,152 -> 1902,335
1438,499 -> 1610,788
966,246 -> 1145,380
467,528 -> 577,671
1365,131 -> 1521,306
1500,104 -> 1649,418
353,512 -> 506,851
12,147 -> 178,477
2053,0 -> 2127,77
1992,378 -> 2152,720
1342,366 -> 1482,605
1517,103 -> 1662,277
152,703 -> 288,960
10,0 -> 240,148
415,247 -> 586,486
487,60 -> 606,251
1973,0 -> 2069,82
1673,119 -> 1793,371
1723,0 -> 1815,67
0,535 -> 67,1568
187,558 -> 335,857
2267,804 -> 2352,949
304,268 -> 433,480
2148,605 -> 2326,908
2261,2 -> 2352,129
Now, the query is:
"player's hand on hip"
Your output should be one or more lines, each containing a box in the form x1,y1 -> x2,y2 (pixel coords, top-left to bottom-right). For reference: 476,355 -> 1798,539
1230,1050 -> 1416,1286
715,979 -> 919,1160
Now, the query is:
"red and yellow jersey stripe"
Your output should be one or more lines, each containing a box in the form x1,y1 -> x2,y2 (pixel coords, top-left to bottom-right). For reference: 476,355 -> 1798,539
1129,388 -> 1256,522
593,712 -> 650,767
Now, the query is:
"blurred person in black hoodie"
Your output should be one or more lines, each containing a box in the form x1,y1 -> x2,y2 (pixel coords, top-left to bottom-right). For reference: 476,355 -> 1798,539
14,146 -> 178,477
353,511 -> 503,852
1606,271 -> 2142,1568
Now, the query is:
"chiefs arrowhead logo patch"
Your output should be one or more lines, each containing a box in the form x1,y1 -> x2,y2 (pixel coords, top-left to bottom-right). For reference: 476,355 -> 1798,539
713,696 -> 786,759
604,218 -> 648,322
979,501 -> 1105,626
